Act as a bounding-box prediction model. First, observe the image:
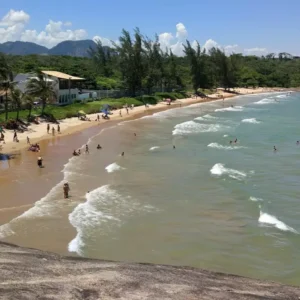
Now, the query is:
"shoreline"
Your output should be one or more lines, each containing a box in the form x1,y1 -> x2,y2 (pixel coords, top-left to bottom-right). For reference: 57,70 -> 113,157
0,87 -> 279,154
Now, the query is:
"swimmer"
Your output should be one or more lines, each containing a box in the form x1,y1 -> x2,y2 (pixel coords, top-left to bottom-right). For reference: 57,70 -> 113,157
85,145 -> 89,154
73,150 -> 78,156
97,144 -> 102,149
37,156 -> 43,168
234,138 -> 237,143
273,146 -> 277,152
121,152 -> 124,156
297,141 -> 299,145
78,149 -> 81,155
173,145 -> 176,149
229,141 -> 233,144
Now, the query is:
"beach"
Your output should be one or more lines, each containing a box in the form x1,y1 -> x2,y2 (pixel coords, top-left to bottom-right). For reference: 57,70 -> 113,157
0,87 -> 276,153
3,87 -> 300,286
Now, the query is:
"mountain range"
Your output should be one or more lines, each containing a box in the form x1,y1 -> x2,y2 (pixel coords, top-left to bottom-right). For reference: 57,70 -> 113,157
0,40 -> 98,57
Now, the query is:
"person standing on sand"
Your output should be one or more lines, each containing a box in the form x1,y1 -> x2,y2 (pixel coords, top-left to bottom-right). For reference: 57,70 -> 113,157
37,156 -> 43,168
47,124 -> 50,134
119,110 -> 122,117
52,127 -> 55,136
27,136 -> 30,144
57,124 -> 60,134
63,183 -> 70,199
13,130 -> 17,142
126,107 -> 129,114
97,114 -> 100,122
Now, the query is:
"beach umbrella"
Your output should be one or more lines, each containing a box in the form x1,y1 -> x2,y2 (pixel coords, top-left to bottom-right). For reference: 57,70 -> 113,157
102,104 -> 110,110
78,110 -> 86,116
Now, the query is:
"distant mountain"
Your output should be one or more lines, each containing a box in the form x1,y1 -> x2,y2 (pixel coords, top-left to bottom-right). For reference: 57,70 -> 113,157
48,40 -> 97,57
0,40 -> 99,57
0,41 -> 48,55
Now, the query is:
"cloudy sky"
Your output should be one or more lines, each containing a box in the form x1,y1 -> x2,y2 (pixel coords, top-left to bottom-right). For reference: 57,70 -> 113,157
0,0 -> 299,56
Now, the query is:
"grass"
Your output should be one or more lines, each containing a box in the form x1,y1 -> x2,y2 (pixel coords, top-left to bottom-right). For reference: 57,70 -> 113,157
0,92 -> 189,123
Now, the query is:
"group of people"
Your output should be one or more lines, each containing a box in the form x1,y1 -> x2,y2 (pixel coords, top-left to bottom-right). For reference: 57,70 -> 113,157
47,123 -> 61,136
29,143 -> 40,152
72,144 -> 102,156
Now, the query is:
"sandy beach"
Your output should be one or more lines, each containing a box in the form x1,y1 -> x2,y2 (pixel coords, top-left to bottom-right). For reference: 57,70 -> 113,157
0,87 -> 277,154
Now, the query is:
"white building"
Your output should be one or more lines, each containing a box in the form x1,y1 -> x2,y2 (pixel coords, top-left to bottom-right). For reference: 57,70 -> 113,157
14,71 -> 92,105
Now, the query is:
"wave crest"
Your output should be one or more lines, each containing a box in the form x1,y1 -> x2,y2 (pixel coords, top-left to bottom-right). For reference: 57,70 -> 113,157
173,120 -> 226,135
105,163 -> 125,173
242,118 -> 260,124
210,163 -> 247,181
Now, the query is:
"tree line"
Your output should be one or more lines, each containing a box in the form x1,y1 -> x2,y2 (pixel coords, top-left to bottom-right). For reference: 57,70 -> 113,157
1,28 -> 300,121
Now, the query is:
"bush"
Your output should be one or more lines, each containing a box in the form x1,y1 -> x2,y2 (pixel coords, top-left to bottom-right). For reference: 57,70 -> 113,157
155,92 -> 177,100
136,95 -> 160,105
74,99 -> 82,103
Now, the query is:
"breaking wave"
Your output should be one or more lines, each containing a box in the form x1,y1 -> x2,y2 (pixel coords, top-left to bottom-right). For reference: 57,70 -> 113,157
105,163 -> 125,173
254,98 -> 275,105
242,118 -> 261,124
173,120 -> 227,135
259,210 -> 298,234
149,146 -> 160,151
207,143 -> 246,150
210,163 -> 247,181
215,106 -> 244,112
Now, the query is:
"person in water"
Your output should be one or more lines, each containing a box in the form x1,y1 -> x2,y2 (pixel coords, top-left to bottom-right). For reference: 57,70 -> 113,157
97,144 -> 102,149
73,150 -> 78,156
173,145 -> 176,149
37,156 -> 43,168
274,146 -> 277,152
85,145 -> 89,154
229,140 -> 233,144
121,152 -> 124,156
63,183 -> 70,199
134,133 -> 137,137
78,149 -> 81,155
234,138 -> 237,143
297,141 -> 299,145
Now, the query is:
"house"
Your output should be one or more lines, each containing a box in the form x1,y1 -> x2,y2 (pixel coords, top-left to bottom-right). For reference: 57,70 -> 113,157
13,71 -> 91,105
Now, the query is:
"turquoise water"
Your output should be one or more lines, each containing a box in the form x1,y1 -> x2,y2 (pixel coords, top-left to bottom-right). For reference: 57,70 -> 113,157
2,91 -> 300,285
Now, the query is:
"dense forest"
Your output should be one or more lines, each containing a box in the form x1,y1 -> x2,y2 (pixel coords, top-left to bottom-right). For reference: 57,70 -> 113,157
2,29 -> 300,95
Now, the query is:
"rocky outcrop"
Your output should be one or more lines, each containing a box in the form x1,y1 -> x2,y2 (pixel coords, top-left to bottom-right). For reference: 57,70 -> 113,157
0,241 -> 299,300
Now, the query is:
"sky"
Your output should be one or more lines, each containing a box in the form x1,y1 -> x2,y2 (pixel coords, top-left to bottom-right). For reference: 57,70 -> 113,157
0,0 -> 299,56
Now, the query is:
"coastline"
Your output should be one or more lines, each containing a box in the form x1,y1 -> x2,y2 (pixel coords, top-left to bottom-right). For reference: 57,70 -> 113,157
0,87 -> 282,255
0,87 -> 279,154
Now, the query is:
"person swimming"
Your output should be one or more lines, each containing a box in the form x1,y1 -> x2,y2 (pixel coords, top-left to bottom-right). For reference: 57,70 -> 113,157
85,145 -> 89,154
121,152 -> 124,156
229,141 -> 233,144
297,141 -> 299,145
37,157 -> 43,168
173,145 -> 176,149
274,146 -> 277,152
97,144 -> 102,149
73,150 -> 78,156
78,149 -> 81,155
234,138 -> 237,143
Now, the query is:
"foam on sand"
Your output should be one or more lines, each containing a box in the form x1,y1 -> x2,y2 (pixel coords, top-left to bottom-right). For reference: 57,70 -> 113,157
210,163 -> 247,181
149,146 -> 160,151
242,118 -> 261,124
207,143 -> 245,150
105,163 -> 125,173
172,120 -> 227,135
259,210 -> 298,234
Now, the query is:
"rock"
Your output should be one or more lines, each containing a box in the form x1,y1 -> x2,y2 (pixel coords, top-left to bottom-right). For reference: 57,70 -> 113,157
0,241 -> 299,299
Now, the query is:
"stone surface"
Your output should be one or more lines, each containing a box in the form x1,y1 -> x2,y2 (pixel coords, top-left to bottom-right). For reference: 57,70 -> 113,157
0,241 -> 300,299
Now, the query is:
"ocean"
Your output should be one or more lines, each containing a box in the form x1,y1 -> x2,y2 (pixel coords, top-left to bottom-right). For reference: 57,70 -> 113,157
1,91 -> 300,285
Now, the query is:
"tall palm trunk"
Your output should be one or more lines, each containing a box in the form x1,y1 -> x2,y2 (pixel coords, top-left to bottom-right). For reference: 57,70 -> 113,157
41,99 -> 46,115
16,107 -> 20,120
5,90 -> 8,121
27,105 -> 32,119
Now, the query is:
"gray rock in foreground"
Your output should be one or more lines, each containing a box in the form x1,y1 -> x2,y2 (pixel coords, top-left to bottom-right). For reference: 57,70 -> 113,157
0,242 -> 299,300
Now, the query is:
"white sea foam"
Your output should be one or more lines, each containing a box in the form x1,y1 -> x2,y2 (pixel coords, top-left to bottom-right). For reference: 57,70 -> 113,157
259,211 -> 298,234
105,163 -> 125,173
68,185 -> 155,255
223,134 -> 228,137
207,143 -> 245,150
149,146 -> 160,151
276,94 -> 288,98
242,118 -> 261,124
249,196 -> 263,202
194,114 -> 218,121
68,185 -> 121,255
254,98 -> 275,105
215,106 -> 244,112
173,120 -> 227,135
210,163 -> 247,181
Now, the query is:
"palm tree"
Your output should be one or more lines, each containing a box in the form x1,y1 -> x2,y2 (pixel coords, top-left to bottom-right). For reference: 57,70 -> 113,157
26,71 -> 56,115
0,54 -> 14,121
9,86 -> 23,120
22,93 -> 35,119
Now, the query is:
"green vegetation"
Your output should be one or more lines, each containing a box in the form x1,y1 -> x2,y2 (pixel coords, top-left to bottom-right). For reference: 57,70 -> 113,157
1,28 -> 300,125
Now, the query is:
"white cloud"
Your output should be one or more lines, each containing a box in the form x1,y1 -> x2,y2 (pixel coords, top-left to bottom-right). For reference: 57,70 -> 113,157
93,35 -> 114,47
0,10 -> 87,48
244,47 -> 268,56
175,23 -> 187,40
203,39 -> 220,51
